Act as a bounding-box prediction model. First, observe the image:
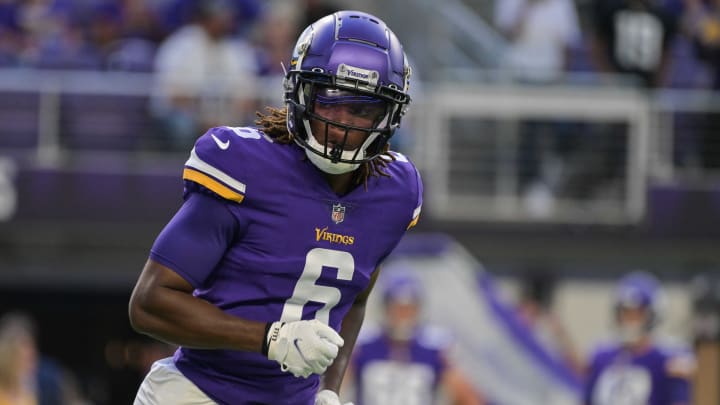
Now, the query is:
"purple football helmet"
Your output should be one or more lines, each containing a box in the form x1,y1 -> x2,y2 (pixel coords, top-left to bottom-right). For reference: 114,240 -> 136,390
283,10 -> 412,166
615,271 -> 663,328
382,268 -> 423,305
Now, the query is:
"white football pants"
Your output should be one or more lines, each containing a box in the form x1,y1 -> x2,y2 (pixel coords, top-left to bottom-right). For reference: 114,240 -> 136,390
133,357 -> 217,405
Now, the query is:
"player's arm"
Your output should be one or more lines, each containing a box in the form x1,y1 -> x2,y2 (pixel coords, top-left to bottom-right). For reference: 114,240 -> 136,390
128,192 -> 265,352
666,352 -> 696,405
441,365 -> 485,405
582,353 -> 601,405
130,192 -> 343,379
129,258 -> 266,352
320,266 -> 382,394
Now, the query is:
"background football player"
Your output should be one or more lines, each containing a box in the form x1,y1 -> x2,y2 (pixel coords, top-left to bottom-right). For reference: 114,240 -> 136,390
584,271 -> 695,405
348,270 -> 484,405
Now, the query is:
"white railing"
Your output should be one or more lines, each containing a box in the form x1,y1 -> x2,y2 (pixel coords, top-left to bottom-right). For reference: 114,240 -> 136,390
0,68 -> 283,166
1,68 -> 718,224
649,89 -> 720,186
409,83 -> 652,224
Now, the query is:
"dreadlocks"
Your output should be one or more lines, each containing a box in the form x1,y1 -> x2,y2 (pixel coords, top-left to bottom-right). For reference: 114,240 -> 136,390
255,107 -> 396,187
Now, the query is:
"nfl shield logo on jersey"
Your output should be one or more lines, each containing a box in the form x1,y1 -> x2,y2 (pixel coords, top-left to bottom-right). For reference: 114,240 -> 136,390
331,203 -> 346,224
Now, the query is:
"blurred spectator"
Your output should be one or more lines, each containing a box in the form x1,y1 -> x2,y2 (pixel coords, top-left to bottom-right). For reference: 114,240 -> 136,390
685,0 -> 720,87
494,0 -> 582,215
151,0 -> 258,149
0,313 -> 37,405
31,1 -> 155,71
348,270 -> 485,405
253,1 -> 300,78
561,0 -> 680,203
494,0 -> 581,82
105,37 -> 157,72
19,0 -> 89,69
583,271 -> 696,405
0,0 -> 22,66
0,312 -> 84,405
299,0 -> 339,36
590,0 -> 679,88
250,1 -> 301,107
683,0 -> 720,169
160,0 -> 263,36
516,271 -> 584,376
83,2 -> 125,69
121,0 -> 165,42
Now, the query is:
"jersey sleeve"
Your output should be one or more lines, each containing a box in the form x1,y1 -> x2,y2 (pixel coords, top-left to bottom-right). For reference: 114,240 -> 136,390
150,192 -> 238,288
409,164 -> 423,230
664,346 -> 696,403
582,348 -> 604,405
182,126 -> 264,204
389,151 -> 423,230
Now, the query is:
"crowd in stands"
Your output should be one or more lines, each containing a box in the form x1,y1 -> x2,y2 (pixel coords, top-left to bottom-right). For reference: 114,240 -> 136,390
493,0 -> 720,91
0,0 -> 716,86
0,0 -> 338,150
492,0 -> 720,211
0,0 -> 717,160
0,0 -> 266,72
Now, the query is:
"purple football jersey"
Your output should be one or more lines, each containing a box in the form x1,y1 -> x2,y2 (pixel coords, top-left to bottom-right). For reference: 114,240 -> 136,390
151,126 -> 423,405
584,342 -> 693,405
352,325 -> 450,405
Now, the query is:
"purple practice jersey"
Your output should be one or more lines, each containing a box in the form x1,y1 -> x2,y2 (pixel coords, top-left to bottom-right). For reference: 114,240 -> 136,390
352,325 -> 450,405
150,126 -> 423,405
584,342 -> 694,405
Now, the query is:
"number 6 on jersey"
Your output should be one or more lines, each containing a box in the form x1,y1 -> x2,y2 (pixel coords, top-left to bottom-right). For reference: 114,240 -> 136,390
280,248 -> 355,325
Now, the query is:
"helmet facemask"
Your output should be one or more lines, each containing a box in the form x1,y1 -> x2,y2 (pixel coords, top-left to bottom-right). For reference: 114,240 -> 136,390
286,71 -> 407,174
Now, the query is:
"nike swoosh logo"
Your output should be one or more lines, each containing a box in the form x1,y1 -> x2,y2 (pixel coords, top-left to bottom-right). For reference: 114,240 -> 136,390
293,338 -> 308,361
211,133 -> 230,150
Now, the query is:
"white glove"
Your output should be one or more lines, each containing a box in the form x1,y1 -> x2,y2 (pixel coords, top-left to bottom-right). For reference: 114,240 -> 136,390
265,320 -> 344,378
315,389 -> 354,405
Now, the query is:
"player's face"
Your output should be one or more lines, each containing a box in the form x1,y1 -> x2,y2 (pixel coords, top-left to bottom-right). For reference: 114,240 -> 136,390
617,306 -> 649,344
310,88 -> 387,151
385,299 -> 420,340
618,306 -> 647,325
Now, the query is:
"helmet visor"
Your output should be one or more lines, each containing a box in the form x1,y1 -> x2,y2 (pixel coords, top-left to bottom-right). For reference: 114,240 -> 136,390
312,86 -> 389,128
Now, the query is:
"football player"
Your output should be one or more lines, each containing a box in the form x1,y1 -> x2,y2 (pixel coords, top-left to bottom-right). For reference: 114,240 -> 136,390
128,10 -> 421,405
349,271 -> 484,405
584,271 -> 695,405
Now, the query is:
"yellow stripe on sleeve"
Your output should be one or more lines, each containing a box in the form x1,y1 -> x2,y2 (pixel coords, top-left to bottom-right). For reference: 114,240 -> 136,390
183,168 -> 245,203
407,215 -> 420,230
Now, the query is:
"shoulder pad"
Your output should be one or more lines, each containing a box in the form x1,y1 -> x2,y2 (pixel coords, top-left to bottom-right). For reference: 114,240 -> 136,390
588,340 -> 620,361
381,151 -> 423,230
658,341 -> 696,378
417,324 -> 454,350
664,353 -> 696,378
183,126 -> 270,203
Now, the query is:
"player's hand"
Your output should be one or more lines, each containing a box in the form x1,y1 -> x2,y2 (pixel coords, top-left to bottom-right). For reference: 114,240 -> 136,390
265,320 -> 344,378
315,389 -> 354,405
